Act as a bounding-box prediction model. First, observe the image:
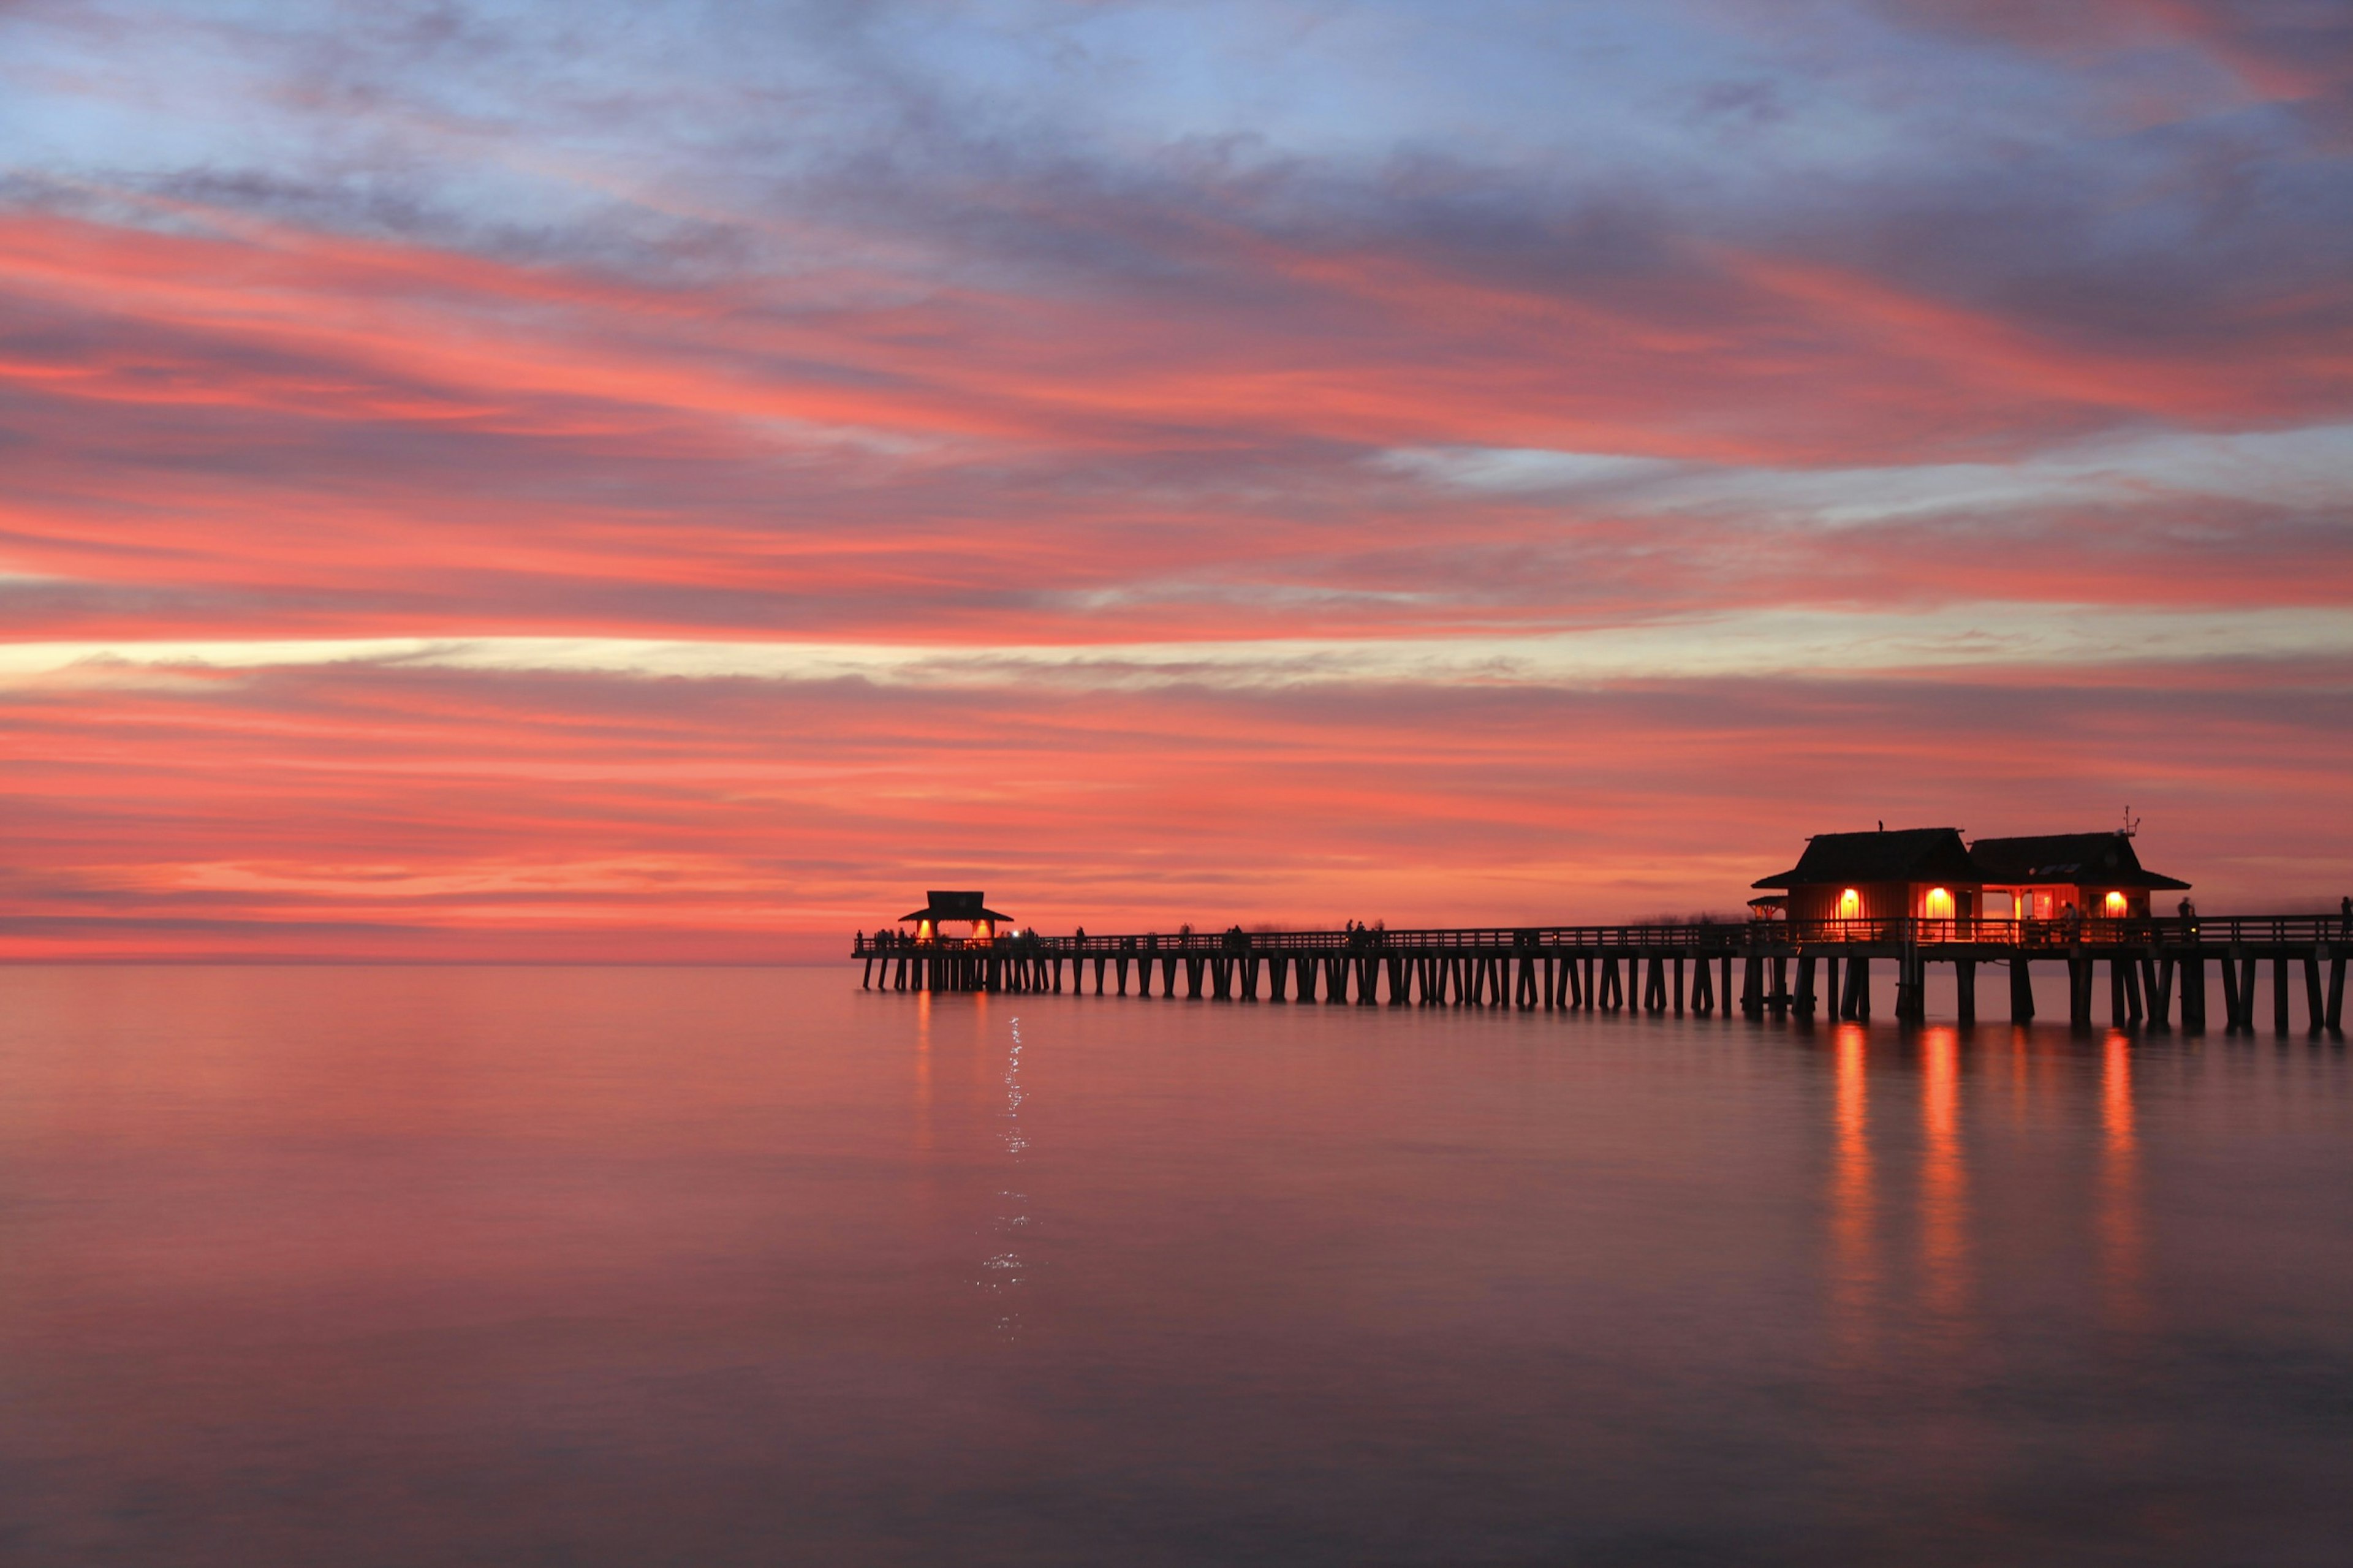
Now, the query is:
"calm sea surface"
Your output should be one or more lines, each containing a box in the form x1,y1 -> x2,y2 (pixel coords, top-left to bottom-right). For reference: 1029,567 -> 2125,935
1,964 -> 2349,1566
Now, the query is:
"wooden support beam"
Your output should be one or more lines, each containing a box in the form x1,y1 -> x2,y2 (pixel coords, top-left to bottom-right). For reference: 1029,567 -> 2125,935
1675,956 -> 1686,1015
2274,953 -> 2291,1034
1795,955 -> 1818,1020
2148,953 -> 2172,1028
2327,952 -> 2345,1031
1954,958 -> 1974,1027
2305,950 -> 2325,1034
1893,948 -> 1923,1023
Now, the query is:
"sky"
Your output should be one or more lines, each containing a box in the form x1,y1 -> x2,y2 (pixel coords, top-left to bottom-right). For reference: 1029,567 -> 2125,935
2,0 -> 2350,960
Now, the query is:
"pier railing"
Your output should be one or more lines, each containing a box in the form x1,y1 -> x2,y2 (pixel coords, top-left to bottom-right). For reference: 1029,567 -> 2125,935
855,913 -> 2353,958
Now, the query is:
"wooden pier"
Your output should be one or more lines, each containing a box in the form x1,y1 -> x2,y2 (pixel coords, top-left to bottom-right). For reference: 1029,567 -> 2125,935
854,916 -> 2351,1032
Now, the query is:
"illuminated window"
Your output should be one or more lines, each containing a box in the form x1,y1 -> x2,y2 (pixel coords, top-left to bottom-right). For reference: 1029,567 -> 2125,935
2102,892 -> 2126,916
1924,887 -> 1953,920
1839,888 -> 1860,919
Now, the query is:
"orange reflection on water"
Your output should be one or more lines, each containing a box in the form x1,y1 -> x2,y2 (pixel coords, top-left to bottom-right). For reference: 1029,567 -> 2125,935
1827,1025 -> 1877,1356
1919,1027 -> 1969,1328
2101,1031 -> 2147,1329
2102,1031 -> 2135,1152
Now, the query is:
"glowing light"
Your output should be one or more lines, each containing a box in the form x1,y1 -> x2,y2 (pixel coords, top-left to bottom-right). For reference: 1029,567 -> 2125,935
1924,887 -> 1953,919
1840,888 -> 1861,919
2103,892 -> 2127,915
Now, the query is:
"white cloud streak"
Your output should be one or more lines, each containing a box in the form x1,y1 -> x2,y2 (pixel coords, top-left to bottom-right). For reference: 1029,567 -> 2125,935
7,600 -> 2351,692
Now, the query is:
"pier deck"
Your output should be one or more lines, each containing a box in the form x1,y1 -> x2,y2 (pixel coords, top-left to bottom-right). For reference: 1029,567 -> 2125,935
855,916 -> 2351,1032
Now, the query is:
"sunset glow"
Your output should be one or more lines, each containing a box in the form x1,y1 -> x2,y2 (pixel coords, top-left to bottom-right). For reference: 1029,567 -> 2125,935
4,1 -> 2350,959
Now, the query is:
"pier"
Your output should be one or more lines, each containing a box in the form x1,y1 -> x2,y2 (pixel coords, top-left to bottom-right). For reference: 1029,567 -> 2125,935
854,915 -> 2351,1033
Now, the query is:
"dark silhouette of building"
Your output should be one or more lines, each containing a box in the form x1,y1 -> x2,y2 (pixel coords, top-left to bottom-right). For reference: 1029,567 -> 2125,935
1750,826 -> 1980,925
1970,833 -> 2188,921
1752,825 -> 2191,925
900,890 -> 1014,944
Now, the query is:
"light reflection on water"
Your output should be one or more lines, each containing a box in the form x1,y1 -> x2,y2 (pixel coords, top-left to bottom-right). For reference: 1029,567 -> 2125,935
2102,1030 -> 2148,1333
1827,1026 -> 1875,1364
0,965 -> 2348,1566
1917,1026 -> 1969,1333
985,1014 -> 1028,1338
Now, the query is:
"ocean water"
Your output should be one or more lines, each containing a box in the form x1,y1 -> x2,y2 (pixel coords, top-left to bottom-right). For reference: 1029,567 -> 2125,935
0,964 -> 2347,1566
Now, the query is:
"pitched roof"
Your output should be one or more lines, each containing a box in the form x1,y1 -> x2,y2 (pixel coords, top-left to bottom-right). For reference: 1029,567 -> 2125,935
1752,827 -> 1977,890
899,890 -> 1016,923
1969,833 -> 2189,890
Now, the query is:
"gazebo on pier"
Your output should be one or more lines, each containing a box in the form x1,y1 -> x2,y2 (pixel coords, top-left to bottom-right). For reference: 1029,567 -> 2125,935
900,890 -> 1014,944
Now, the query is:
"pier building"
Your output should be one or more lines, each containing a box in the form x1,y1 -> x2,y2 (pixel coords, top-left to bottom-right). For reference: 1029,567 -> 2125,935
1749,826 -> 1981,926
1969,833 -> 2188,921
898,890 -> 1014,944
